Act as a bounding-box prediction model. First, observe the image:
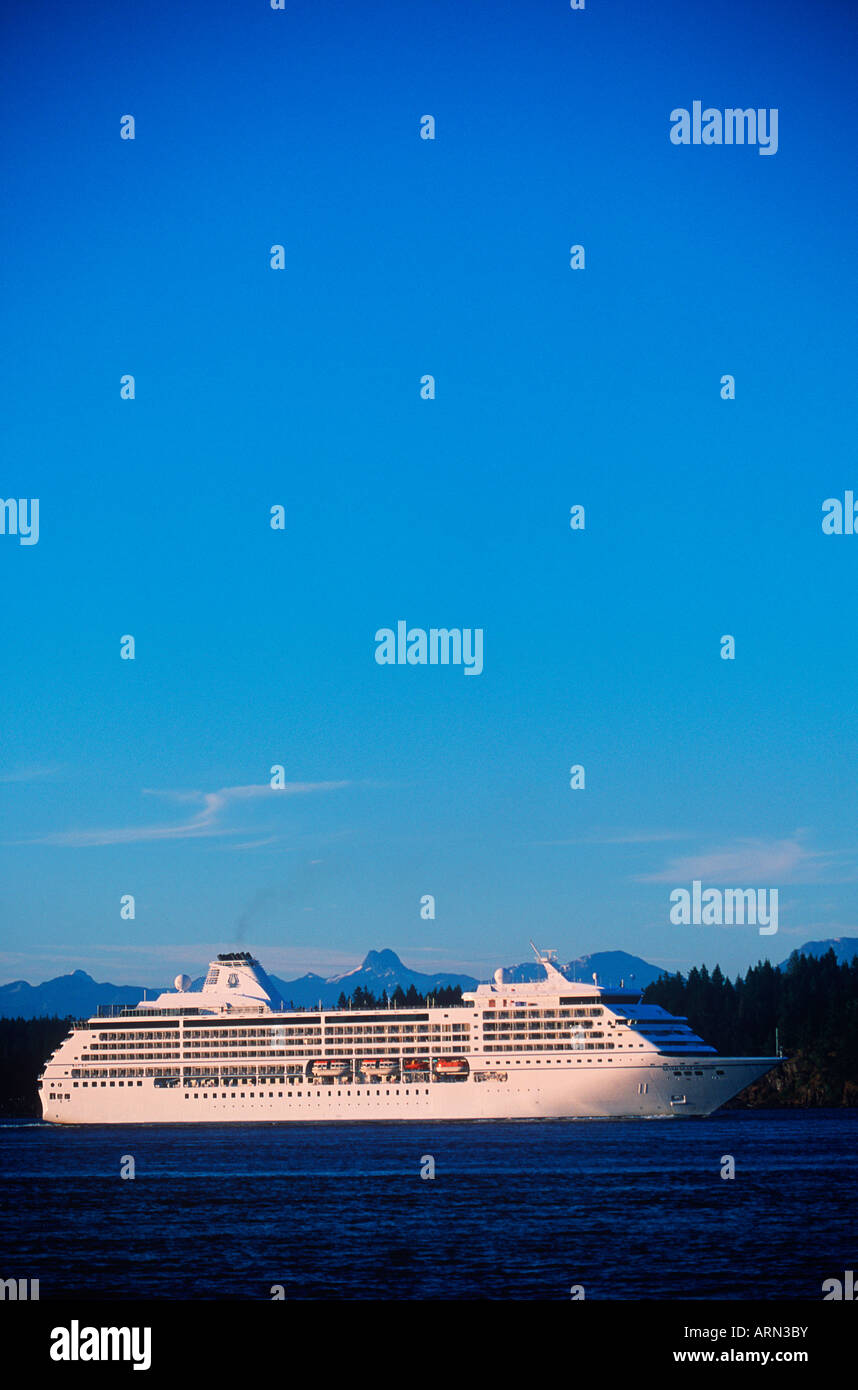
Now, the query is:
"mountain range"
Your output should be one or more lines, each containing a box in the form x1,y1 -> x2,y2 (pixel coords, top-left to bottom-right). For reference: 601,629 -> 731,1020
1,938 -> 855,1019
778,936 -> 858,968
0,946 -> 662,1019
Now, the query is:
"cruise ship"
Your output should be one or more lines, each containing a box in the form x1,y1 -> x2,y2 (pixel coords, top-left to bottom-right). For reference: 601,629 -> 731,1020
38,947 -> 782,1123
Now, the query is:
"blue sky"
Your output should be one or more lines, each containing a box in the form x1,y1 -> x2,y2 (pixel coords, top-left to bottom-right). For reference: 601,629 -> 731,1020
2,0 -> 857,985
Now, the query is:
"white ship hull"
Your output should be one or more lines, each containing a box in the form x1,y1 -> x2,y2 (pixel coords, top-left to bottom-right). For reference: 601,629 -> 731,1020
38,948 -> 783,1124
40,1056 -> 778,1124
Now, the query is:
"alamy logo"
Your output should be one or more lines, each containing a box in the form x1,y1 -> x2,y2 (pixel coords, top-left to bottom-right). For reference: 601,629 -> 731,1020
822,492 -> 858,534
375,621 -> 484,675
50,1320 -> 151,1371
0,497 -> 39,545
670,103 -> 778,156
0,1277 -> 38,1299
669,880 -> 778,936
822,1270 -> 855,1300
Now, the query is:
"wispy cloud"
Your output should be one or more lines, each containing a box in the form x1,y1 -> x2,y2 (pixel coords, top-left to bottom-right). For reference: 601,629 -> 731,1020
638,835 -> 848,885
0,764 -> 63,785
220,835 -> 289,851
20,781 -> 352,848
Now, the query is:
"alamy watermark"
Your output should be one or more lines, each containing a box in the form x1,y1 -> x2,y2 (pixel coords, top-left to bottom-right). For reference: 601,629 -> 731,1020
1,497 -> 39,545
822,492 -> 858,534
670,103 -> 778,156
0,1277 -> 39,1299
50,1321 -> 151,1371
822,1270 -> 855,1300
375,622 -> 483,675
669,880 -> 778,935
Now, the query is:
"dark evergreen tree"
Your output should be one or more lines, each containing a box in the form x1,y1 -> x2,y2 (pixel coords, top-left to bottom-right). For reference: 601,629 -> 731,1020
0,1016 -> 75,1117
642,948 -> 858,1106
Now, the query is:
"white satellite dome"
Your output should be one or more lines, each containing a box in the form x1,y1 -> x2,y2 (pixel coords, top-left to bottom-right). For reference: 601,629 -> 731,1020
174,973 -> 192,993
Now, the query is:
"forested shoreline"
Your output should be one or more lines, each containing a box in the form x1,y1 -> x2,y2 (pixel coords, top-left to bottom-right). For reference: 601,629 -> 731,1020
642,949 -> 858,1107
0,1016 -> 73,1117
2,950 -> 855,1116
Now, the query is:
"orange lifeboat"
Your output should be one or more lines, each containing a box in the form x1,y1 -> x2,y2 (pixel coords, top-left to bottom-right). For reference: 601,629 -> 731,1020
403,1059 -> 429,1071
434,1058 -> 469,1074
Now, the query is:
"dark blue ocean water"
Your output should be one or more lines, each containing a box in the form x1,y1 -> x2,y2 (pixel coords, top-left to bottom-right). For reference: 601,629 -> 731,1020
1,1110 -> 854,1300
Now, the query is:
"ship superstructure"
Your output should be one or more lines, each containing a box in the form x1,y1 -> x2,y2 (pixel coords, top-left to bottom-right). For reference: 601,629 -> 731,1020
39,947 -> 781,1123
